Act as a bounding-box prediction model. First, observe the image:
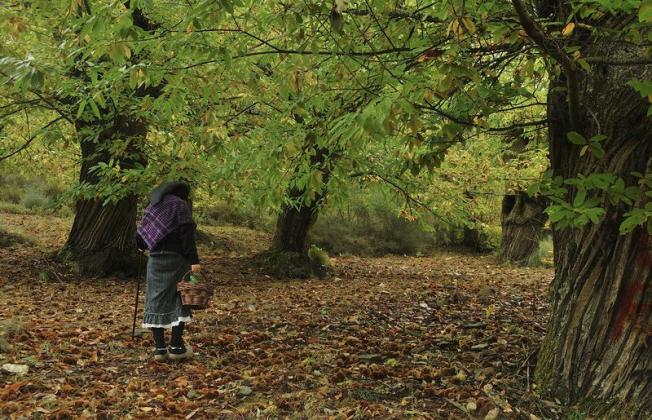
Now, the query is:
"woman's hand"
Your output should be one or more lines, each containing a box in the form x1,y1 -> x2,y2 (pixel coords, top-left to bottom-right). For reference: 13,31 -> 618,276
191,264 -> 201,273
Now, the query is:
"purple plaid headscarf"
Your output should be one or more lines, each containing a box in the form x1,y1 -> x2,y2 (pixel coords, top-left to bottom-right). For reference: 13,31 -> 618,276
137,192 -> 194,251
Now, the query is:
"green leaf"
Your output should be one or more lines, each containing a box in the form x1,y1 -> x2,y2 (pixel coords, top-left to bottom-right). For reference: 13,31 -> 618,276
620,212 -> 645,234
589,134 -> 607,143
590,143 -> 605,158
577,58 -> 590,72
89,99 -> 101,118
586,208 -> 603,224
628,79 -> 652,97
573,189 -> 586,207
639,0 -> 652,22
547,206 -> 567,223
625,186 -> 641,200
567,131 -> 586,145
76,99 -> 87,119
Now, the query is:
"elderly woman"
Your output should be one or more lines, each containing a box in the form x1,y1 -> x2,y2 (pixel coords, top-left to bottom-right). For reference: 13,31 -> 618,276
136,181 -> 200,361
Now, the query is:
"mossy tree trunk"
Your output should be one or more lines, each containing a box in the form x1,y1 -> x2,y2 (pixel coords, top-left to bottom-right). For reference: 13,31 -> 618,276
62,116 -> 147,276
500,193 -> 547,265
530,33 -> 652,416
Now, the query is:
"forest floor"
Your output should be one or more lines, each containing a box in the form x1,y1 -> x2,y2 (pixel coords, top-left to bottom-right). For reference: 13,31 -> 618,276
0,212 -> 562,419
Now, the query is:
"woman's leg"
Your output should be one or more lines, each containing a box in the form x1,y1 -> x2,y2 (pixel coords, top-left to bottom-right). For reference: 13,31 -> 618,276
151,327 -> 166,348
169,321 -> 193,360
170,322 -> 185,348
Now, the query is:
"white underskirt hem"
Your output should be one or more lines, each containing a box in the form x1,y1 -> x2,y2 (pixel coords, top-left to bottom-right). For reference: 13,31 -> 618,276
142,316 -> 192,329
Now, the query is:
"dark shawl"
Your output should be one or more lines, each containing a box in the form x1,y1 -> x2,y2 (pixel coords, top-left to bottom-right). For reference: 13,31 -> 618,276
137,182 -> 194,250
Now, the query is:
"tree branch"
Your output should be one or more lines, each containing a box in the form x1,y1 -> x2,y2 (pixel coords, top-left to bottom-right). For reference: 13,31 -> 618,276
350,171 -> 456,226
416,101 -> 548,132
586,56 -> 652,66
511,0 -> 580,130
0,116 -> 65,162
167,46 -> 412,71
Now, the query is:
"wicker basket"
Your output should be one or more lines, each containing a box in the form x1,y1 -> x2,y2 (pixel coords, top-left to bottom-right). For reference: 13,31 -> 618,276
177,273 -> 213,310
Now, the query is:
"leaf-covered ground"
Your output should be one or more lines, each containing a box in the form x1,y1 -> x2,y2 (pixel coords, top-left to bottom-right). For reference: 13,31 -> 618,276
0,213 -> 559,419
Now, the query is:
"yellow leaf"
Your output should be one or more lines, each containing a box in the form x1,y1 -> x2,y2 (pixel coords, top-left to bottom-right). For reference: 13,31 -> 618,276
562,22 -> 575,37
461,17 -> 476,34
290,71 -> 301,93
122,44 -> 132,59
446,19 -> 460,38
580,144 -> 589,156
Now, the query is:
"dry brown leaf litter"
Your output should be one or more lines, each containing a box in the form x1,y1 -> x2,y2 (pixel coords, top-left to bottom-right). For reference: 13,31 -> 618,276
0,213 -> 559,419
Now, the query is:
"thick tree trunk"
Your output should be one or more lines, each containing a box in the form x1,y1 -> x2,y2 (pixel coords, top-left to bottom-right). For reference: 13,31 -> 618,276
271,137 -> 332,255
272,195 -> 319,254
500,192 -> 547,265
62,116 -> 147,276
535,45 -> 652,416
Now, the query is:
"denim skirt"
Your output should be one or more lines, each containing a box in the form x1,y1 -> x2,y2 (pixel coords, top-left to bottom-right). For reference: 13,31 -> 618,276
142,251 -> 192,329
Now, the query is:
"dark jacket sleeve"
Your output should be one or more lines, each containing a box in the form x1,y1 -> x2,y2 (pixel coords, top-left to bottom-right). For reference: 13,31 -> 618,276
178,223 -> 199,264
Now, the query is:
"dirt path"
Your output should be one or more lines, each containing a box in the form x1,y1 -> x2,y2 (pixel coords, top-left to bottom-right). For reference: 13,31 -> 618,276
0,213 -> 556,419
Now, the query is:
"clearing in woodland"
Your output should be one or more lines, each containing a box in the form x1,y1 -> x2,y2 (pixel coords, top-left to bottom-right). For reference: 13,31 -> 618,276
0,213 -> 556,419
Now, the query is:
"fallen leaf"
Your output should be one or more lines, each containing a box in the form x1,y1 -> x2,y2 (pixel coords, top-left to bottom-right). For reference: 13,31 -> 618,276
2,363 -> 29,376
485,408 -> 500,420
238,385 -> 253,396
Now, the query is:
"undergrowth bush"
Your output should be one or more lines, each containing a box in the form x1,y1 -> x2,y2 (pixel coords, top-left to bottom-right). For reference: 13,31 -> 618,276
310,188 -> 446,256
527,235 -> 554,267
461,224 -> 501,252
0,201 -> 30,214
198,200 -> 274,231
1,188 -> 21,204
21,190 -> 50,210
0,174 -> 70,216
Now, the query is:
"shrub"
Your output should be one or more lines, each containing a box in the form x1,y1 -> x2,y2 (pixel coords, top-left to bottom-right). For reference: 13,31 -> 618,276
308,245 -> 331,266
0,201 -> 29,214
0,189 -> 22,204
525,235 -> 554,267
310,188 -> 442,256
198,200 -> 273,231
21,190 -> 50,210
0,175 -> 25,204
0,174 -> 71,216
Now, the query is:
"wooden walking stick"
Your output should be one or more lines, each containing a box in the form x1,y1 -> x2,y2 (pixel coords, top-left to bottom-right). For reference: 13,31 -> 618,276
132,253 -> 143,339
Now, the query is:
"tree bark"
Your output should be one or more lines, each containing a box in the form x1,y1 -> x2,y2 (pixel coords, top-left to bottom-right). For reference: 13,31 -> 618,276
62,116 -> 147,276
272,190 -> 320,254
535,43 -> 652,416
500,192 -> 547,265
60,5 -> 159,276
271,136 -> 333,254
